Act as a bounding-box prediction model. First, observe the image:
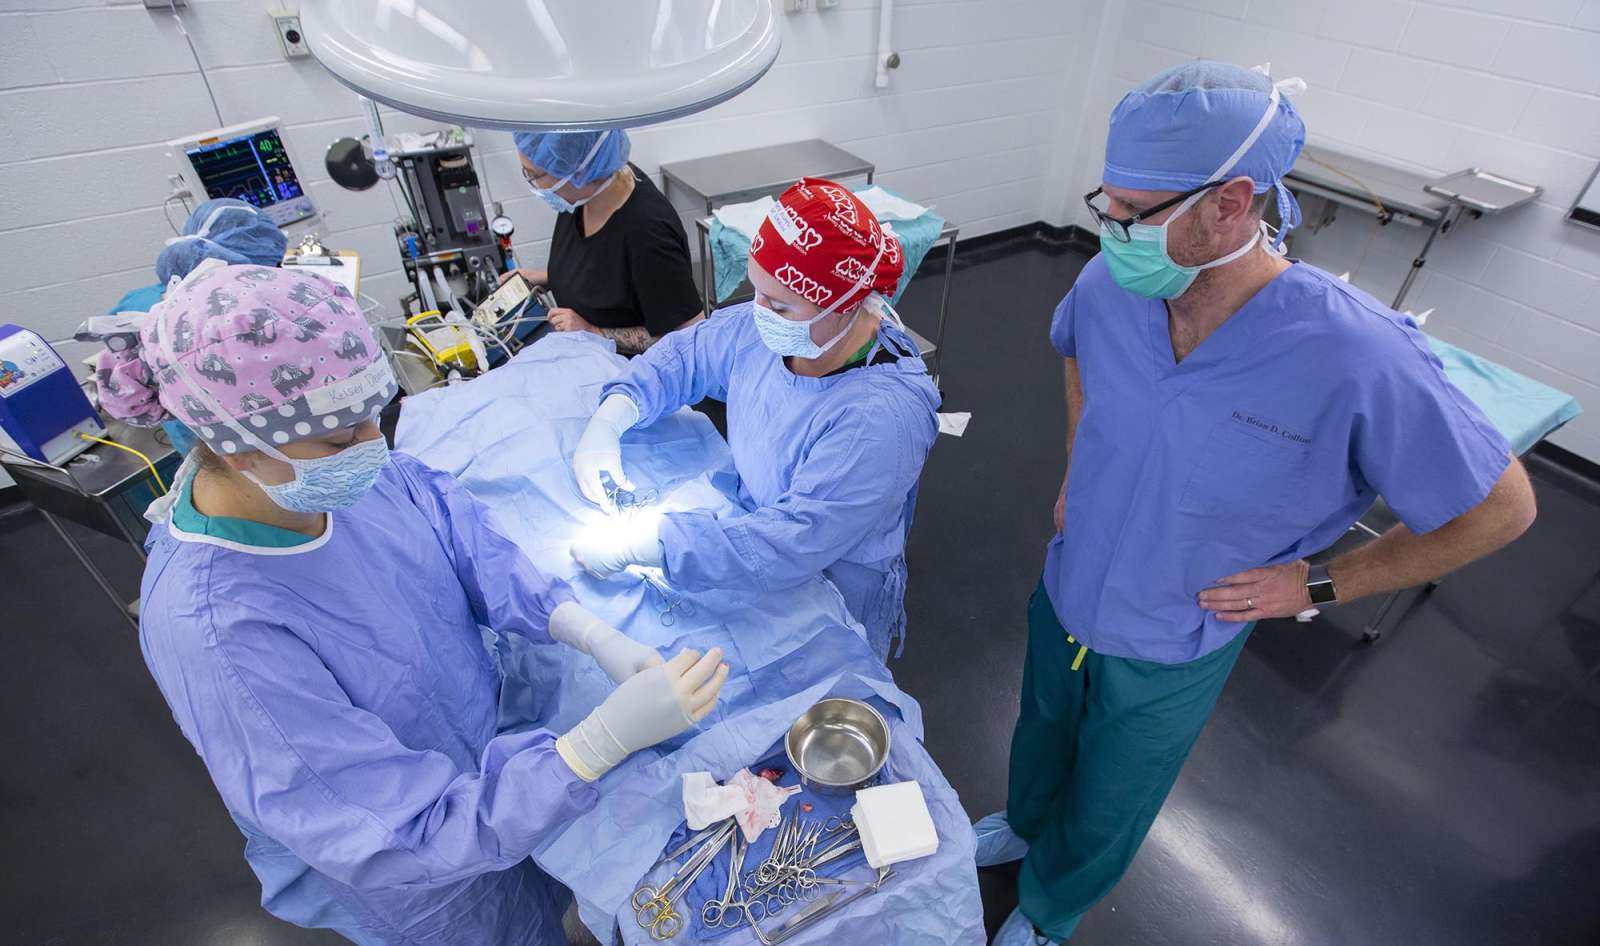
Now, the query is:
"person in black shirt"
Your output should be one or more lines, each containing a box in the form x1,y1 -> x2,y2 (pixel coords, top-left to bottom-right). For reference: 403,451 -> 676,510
506,130 -> 703,354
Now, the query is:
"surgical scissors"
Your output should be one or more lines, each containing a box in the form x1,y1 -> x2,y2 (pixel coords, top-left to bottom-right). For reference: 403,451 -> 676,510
700,831 -> 749,929
655,818 -> 732,866
822,815 -> 854,834
633,821 -> 733,938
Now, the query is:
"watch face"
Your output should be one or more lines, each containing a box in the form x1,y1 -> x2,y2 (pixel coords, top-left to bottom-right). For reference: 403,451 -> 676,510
1308,581 -> 1338,606
490,215 -> 514,236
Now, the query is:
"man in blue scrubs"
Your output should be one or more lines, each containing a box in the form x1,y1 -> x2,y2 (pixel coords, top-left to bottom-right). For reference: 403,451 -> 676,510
986,62 -> 1540,945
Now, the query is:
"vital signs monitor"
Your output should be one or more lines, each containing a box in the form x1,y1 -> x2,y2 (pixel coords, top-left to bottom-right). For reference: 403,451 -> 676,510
168,117 -> 316,226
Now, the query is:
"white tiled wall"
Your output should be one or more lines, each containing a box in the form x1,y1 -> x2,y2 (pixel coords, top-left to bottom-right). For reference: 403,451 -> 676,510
6,0 -> 1599,465
1059,0 -> 1600,461
0,0 -> 1088,370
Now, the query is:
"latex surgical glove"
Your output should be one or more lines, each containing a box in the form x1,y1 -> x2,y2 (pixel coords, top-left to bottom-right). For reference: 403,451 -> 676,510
572,393 -> 639,510
547,601 -> 663,682
556,647 -> 729,782
570,518 -> 663,580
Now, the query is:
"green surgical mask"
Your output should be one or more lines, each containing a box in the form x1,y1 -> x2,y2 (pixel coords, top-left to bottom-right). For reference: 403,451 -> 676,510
1099,190 -> 1261,300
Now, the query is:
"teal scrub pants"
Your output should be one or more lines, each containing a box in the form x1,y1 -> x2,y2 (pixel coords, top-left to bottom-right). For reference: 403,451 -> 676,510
1007,578 -> 1251,941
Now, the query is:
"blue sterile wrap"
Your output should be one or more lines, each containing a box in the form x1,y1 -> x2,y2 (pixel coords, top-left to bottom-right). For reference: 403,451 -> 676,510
709,190 -> 945,305
394,331 -> 983,946
665,745 -> 872,941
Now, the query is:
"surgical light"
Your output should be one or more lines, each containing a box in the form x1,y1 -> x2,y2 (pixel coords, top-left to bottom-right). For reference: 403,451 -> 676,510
299,0 -> 781,131
572,505 -> 665,562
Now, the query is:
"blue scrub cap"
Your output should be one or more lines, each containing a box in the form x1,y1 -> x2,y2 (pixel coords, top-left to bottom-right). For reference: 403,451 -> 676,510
513,129 -> 632,187
1105,61 -> 1307,244
156,198 -> 288,283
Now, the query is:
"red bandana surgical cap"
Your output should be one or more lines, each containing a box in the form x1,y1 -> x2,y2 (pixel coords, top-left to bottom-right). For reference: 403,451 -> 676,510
750,177 -> 904,312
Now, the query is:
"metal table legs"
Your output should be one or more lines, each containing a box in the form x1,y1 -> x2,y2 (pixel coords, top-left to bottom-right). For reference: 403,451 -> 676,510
1392,204 -> 1463,311
927,226 -> 958,384
38,508 -> 139,631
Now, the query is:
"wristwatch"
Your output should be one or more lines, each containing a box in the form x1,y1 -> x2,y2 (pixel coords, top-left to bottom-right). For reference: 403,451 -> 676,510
1306,563 -> 1339,607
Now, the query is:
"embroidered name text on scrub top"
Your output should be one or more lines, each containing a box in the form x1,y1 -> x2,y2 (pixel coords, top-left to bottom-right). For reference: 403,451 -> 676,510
1231,410 -> 1312,445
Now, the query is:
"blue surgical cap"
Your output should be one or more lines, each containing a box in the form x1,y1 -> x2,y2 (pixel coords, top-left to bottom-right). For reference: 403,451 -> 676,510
512,129 -> 631,187
1105,61 -> 1306,242
156,198 -> 287,283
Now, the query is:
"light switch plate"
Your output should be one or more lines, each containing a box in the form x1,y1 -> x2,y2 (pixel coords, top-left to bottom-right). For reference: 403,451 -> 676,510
273,13 -> 311,58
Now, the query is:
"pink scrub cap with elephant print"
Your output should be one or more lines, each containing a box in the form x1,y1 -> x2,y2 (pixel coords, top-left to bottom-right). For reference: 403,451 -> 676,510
94,259 -> 396,456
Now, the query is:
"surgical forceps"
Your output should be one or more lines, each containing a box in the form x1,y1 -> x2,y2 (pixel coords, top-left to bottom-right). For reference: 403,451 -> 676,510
705,815 -> 881,934
753,818 -> 825,886
751,866 -> 897,946
822,815 -> 853,834
744,818 -> 858,901
642,572 -> 697,626
601,472 -> 658,514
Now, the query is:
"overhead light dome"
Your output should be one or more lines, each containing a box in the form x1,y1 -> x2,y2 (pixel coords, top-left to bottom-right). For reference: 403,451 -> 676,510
301,0 -> 781,131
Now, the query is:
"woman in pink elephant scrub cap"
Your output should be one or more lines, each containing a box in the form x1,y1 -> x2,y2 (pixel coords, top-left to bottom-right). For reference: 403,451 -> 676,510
93,260 -> 726,945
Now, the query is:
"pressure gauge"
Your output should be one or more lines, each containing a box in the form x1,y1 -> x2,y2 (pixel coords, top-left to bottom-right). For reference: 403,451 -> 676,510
490,215 -> 515,237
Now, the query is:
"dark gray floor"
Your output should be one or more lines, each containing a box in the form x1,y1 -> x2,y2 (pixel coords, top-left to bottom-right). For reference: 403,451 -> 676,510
4,236 -> 1599,945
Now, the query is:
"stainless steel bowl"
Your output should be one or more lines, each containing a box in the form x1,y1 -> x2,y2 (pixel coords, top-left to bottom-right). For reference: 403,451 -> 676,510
785,698 -> 891,794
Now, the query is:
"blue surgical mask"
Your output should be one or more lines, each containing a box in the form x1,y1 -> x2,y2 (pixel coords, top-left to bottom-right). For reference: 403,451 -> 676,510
752,224 -> 889,360
752,301 -> 859,359
528,174 -> 612,215
530,184 -> 577,214
254,437 -> 390,513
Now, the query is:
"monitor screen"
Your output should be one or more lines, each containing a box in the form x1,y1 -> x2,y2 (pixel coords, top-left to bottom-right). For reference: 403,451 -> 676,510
186,127 -> 305,211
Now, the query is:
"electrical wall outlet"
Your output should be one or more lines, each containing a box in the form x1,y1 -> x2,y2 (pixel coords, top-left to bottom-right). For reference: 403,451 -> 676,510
143,0 -> 187,8
784,0 -> 808,11
273,13 -> 311,58
816,0 -> 840,8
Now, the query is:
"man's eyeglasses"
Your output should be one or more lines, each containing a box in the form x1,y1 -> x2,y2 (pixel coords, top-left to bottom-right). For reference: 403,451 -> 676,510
1083,182 -> 1223,243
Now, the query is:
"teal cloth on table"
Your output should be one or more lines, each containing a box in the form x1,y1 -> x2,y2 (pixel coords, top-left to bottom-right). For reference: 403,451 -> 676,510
709,189 -> 946,305
1429,335 -> 1581,456
110,282 -> 165,314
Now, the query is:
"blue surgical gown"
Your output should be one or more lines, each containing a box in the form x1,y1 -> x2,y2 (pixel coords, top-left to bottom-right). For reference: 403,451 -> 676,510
1047,258 -> 1510,664
138,452 -> 598,945
603,303 -> 940,660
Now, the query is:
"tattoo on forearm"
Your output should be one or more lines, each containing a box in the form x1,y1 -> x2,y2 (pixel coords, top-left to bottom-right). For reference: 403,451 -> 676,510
599,325 -> 656,354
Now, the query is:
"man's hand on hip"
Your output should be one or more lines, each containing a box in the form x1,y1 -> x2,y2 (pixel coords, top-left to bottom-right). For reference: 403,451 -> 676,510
1198,560 -> 1312,622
